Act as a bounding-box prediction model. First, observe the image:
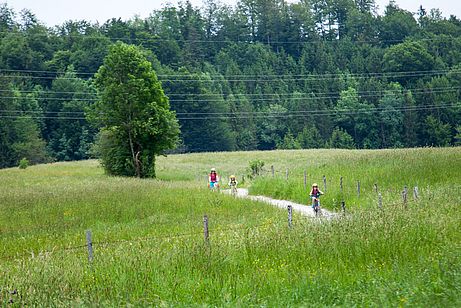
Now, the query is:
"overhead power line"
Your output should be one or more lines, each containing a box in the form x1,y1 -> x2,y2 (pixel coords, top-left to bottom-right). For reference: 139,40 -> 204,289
1,68 -> 460,78
1,69 -> 460,82
0,30 -> 457,45
0,87 -> 459,104
0,103 -> 457,121
2,85 -> 460,98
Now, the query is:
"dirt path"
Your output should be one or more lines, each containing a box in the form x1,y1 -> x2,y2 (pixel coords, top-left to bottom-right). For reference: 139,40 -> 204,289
228,188 -> 335,218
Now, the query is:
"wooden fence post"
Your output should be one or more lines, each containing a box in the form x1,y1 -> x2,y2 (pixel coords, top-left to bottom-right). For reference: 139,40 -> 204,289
303,171 -> 307,191
341,201 -> 346,213
413,186 -> 419,200
271,165 -> 274,177
323,175 -> 327,192
378,193 -> 383,210
340,176 -> 343,193
86,230 -> 93,263
403,186 -> 408,207
203,215 -> 209,242
357,180 -> 360,198
374,183 -> 378,193
287,205 -> 293,228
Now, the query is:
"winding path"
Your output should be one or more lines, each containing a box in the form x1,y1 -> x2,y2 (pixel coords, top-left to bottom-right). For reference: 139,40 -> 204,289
228,188 -> 335,218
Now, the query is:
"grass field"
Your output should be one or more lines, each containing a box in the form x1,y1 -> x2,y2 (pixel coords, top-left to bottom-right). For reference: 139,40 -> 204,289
0,148 -> 460,306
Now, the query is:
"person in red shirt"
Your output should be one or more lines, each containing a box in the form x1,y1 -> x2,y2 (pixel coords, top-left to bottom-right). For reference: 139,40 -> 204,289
208,168 -> 219,189
309,183 -> 324,210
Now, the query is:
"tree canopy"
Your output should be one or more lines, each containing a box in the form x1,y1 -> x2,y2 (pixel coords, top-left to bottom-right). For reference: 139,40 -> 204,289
92,42 -> 179,177
1,0 -> 461,168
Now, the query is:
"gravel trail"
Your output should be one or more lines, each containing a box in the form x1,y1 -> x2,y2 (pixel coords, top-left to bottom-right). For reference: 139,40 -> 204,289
227,188 -> 335,218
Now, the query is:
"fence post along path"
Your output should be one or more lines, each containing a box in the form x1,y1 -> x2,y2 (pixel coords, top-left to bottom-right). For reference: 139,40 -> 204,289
203,215 -> 209,242
288,205 -> 293,228
86,230 -> 94,263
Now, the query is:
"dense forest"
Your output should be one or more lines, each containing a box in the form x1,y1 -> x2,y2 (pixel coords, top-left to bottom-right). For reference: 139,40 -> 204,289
1,0 -> 461,168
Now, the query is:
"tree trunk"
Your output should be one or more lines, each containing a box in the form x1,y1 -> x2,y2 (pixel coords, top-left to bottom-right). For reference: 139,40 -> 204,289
127,128 -> 140,178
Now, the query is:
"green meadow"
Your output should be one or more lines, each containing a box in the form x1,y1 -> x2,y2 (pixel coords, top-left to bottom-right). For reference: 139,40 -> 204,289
0,148 -> 460,306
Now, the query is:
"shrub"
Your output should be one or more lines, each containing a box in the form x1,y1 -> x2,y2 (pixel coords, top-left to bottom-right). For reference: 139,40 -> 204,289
18,157 -> 29,169
248,159 -> 265,178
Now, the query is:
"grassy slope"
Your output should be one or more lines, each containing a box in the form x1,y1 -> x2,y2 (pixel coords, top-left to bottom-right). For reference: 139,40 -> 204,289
0,148 -> 460,306
245,147 -> 461,210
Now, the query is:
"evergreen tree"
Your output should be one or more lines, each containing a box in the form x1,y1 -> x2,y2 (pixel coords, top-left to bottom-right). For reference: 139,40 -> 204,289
297,126 -> 324,149
377,83 -> 405,148
277,131 -> 301,150
327,127 -> 356,149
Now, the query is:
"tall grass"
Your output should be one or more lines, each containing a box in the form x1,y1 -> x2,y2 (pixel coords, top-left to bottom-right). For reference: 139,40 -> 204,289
248,147 -> 461,210
0,148 -> 460,306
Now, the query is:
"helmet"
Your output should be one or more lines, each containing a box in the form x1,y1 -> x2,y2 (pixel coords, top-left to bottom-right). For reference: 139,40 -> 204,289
230,175 -> 235,178
312,183 -> 318,187
211,168 -> 216,172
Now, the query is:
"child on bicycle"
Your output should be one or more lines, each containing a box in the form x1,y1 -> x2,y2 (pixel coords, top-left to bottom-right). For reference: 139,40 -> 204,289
228,175 -> 238,188
309,183 -> 324,209
208,168 -> 219,189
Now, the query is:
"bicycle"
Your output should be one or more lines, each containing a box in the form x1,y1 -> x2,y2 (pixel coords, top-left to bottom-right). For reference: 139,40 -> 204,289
229,184 -> 238,197
312,197 -> 322,217
209,181 -> 220,192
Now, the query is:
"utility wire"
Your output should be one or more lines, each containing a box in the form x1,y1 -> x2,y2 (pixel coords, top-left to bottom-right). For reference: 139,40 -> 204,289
0,104 -> 457,121
1,85 -> 459,98
1,68 -> 460,78
0,87 -> 459,104
1,69 -> 460,82
0,102 -> 458,117
0,30 -> 457,45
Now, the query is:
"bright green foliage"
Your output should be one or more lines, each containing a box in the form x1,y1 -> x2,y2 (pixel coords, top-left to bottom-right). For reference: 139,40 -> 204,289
18,157 -> 29,169
377,84 -> 405,148
383,41 -> 435,83
11,117 -> 49,164
93,42 -> 179,178
161,68 -> 235,152
228,94 -> 258,150
402,90 -> 419,147
334,87 -> 376,147
277,131 -> 301,150
379,2 -> 418,44
297,126 -> 324,149
248,159 -> 265,178
257,104 -> 288,150
328,127 -> 356,149
0,79 -> 49,167
424,115 -> 452,146
44,69 -> 96,161
1,0 -> 461,167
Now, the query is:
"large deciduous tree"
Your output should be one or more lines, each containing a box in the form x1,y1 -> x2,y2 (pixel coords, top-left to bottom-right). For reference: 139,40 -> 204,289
93,42 -> 179,178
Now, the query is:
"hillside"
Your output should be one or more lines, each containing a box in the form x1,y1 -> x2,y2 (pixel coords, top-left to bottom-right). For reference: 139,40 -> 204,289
0,148 -> 460,305
1,0 -> 461,169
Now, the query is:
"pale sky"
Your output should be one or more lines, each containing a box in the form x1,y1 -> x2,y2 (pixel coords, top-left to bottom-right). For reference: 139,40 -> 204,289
3,0 -> 461,27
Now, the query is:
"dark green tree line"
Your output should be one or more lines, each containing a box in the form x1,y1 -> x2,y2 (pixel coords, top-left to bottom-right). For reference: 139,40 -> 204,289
0,0 -> 461,169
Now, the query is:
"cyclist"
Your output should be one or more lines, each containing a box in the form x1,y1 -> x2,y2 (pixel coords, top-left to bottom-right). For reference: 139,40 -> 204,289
309,183 -> 324,210
228,175 -> 238,194
208,168 -> 219,190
